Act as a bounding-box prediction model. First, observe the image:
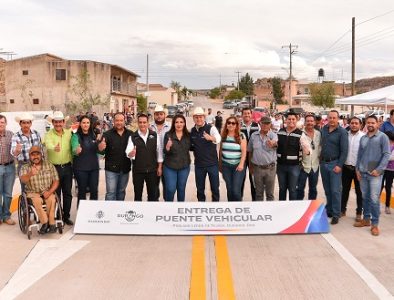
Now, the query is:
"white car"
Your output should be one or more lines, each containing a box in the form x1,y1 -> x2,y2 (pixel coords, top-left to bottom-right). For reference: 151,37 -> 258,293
355,109 -> 387,120
148,101 -> 157,109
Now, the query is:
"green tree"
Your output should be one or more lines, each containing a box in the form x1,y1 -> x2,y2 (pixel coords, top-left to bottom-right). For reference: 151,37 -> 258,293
170,80 -> 182,100
309,82 -> 335,108
209,87 -> 221,99
225,90 -> 245,100
66,69 -> 109,115
271,77 -> 284,104
181,86 -> 189,100
136,94 -> 147,112
239,73 -> 254,95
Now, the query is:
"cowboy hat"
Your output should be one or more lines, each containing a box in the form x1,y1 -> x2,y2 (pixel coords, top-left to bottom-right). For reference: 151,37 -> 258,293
154,105 -> 165,113
46,111 -> 70,123
192,107 -> 205,116
15,112 -> 34,123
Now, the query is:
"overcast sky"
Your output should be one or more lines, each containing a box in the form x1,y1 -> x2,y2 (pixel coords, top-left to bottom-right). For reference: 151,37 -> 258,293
1,0 -> 393,89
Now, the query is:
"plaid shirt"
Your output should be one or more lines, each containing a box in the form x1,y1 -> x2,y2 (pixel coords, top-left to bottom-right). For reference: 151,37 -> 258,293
0,130 -> 14,164
20,160 -> 59,194
11,130 -> 42,162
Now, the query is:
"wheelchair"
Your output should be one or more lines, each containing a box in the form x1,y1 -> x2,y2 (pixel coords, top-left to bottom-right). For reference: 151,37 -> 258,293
18,192 -> 64,239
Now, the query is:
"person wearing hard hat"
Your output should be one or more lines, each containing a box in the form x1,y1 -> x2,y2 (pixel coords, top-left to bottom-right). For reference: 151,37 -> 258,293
190,107 -> 221,201
43,111 -> 73,226
150,105 -> 170,201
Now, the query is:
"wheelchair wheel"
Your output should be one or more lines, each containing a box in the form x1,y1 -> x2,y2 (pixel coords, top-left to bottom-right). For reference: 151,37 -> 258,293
55,194 -> 64,234
18,195 -> 29,234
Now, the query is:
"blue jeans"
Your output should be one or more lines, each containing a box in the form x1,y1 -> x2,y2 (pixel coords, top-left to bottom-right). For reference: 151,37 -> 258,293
74,169 -> 99,206
163,165 -> 190,202
221,162 -> 246,201
320,161 -> 342,218
0,164 -> 16,221
195,165 -> 220,202
296,168 -> 319,200
105,170 -> 129,201
360,173 -> 382,225
277,164 -> 300,200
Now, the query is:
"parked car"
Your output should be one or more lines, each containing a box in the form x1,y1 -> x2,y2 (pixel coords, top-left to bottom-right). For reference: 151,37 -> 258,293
281,107 -> 305,115
238,100 -> 250,109
166,105 -> 178,118
356,109 -> 386,119
223,100 -> 237,109
176,103 -> 186,114
187,100 -> 194,107
148,101 -> 157,109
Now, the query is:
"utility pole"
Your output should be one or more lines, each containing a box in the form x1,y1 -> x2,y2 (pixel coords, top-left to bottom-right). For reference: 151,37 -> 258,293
235,71 -> 241,91
282,43 -> 298,107
350,17 -> 356,116
146,54 -> 149,103
219,74 -> 222,88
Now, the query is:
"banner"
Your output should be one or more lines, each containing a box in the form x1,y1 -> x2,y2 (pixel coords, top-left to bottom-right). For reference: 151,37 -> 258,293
74,200 -> 329,235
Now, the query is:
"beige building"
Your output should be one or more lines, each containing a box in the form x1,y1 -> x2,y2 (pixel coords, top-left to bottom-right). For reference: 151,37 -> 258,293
1,53 -> 139,116
137,83 -> 178,106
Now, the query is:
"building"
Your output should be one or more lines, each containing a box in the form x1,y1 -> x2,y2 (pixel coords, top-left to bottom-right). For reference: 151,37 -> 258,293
137,83 -> 178,106
1,53 -> 139,116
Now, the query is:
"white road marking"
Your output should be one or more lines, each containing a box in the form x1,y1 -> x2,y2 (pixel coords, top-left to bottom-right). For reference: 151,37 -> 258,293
0,230 -> 88,300
322,233 -> 394,299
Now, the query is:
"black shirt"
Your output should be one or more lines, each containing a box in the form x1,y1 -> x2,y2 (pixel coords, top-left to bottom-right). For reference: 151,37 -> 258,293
102,128 -> 132,173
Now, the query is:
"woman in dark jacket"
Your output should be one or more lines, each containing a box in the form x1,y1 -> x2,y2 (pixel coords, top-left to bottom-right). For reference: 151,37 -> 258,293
71,115 -> 100,206
163,115 -> 191,201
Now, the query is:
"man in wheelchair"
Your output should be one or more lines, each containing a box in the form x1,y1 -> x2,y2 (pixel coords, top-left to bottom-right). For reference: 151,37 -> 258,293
19,146 -> 60,234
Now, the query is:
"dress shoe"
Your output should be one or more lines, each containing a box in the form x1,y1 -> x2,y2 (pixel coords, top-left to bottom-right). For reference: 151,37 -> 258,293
327,212 -> 333,218
355,214 -> 362,222
39,223 -> 49,234
48,225 -> 57,233
354,219 -> 371,227
341,211 -> 346,217
331,217 -> 339,225
371,225 -> 380,236
64,219 -> 74,226
4,218 -> 16,225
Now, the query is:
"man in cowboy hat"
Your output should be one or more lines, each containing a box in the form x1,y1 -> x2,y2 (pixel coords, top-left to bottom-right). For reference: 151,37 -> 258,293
150,105 -> 170,201
43,111 -> 74,226
190,107 -> 221,201
11,112 -> 42,192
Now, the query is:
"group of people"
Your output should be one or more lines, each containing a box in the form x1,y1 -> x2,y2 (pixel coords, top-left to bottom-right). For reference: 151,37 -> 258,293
0,105 -> 393,237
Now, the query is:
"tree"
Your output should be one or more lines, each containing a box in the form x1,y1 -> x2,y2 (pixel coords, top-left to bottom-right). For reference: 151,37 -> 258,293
136,94 -> 147,112
225,90 -> 245,100
170,80 -> 182,100
66,69 -> 109,115
271,77 -> 284,104
181,86 -> 189,100
239,73 -> 254,95
209,87 -> 221,99
309,82 -> 335,108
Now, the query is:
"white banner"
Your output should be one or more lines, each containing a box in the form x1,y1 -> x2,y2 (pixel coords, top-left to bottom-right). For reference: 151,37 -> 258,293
74,200 -> 329,235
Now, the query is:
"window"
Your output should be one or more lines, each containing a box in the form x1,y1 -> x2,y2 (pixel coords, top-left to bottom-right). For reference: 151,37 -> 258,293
33,98 -> 39,104
10,99 -> 14,104
56,69 -> 66,80
112,76 -> 121,91
22,70 -> 28,75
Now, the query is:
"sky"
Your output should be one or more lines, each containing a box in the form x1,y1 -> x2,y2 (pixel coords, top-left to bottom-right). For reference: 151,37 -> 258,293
1,0 -> 393,89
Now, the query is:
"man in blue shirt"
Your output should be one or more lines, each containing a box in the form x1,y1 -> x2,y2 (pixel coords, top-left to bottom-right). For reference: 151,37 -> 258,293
380,109 -> 394,133
355,115 -> 390,236
320,110 -> 349,225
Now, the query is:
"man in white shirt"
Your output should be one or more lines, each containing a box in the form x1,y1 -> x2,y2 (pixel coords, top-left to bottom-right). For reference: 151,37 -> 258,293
271,113 -> 283,133
341,117 -> 364,221
296,114 -> 321,200
205,108 -> 215,125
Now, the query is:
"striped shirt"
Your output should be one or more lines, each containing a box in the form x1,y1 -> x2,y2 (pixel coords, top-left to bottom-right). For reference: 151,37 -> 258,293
221,134 -> 245,165
11,130 -> 42,162
0,130 -> 14,164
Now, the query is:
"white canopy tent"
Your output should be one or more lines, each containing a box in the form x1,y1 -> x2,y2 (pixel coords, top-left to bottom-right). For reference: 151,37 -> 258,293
336,85 -> 394,113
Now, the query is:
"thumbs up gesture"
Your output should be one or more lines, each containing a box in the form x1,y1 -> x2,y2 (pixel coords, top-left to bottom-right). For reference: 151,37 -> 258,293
15,142 -> 23,155
98,137 -> 107,151
54,142 -> 61,152
166,137 -> 173,151
76,144 -> 82,155
128,146 -> 137,158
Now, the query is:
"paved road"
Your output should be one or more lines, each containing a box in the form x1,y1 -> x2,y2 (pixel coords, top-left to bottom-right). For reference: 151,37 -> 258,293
1,97 -> 394,299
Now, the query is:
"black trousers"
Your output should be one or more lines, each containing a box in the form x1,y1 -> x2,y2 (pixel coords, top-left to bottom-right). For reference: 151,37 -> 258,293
241,157 -> 256,201
133,171 -> 158,201
341,165 -> 363,215
381,170 -> 394,207
54,163 -> 73,220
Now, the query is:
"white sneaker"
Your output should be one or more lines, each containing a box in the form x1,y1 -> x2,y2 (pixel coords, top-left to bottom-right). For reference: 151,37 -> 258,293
385,206 -> 391,214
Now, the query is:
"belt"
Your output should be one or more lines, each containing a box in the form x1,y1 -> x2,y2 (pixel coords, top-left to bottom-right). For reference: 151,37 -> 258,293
254,162 -> 276,169
321,157 -> 338,163
0,160 -> 14,166
344,164 -> 355,170
54,162 -> 71,168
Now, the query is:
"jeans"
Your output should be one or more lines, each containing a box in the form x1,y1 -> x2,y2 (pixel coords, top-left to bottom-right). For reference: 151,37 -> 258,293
341,165 -> 363,215
277,164 -> 300,200
381,170 -> 394,207
221,162 -> 246,201
133,171 -> 157,201
0,164 -> 16,221
296,168 -> 319,200
195,165 -> 220,202
74,169 -> 99,207
55,164 -> 73,220
105,170 -> 129,201
163,165 -> 190,202
320,160 -> 342,218
360,173 -> 382,225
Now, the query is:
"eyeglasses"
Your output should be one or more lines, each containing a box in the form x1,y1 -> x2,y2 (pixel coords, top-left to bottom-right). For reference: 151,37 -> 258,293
227,122 -> 236,125
311,140 -> 315,150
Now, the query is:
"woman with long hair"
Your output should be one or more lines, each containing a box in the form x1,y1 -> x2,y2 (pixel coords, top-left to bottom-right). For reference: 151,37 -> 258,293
163,115 -> 191,201
71,115 -> 99,206
219,116 -> 247,201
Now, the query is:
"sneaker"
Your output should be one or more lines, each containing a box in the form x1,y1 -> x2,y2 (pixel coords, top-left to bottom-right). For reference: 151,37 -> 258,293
371,225 -> 380,236
354,219 -> 371,227
4,218 -> 16,225
385,207 -> 391,214
355,214 -> 362,222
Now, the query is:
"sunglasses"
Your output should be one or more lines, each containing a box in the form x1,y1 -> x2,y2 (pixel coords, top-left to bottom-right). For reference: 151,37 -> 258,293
311,140 -> 315,150
227,121 -> 236,125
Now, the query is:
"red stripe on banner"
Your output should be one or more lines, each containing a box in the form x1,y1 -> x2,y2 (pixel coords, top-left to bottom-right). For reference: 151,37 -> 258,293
280,200 -> 320,234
